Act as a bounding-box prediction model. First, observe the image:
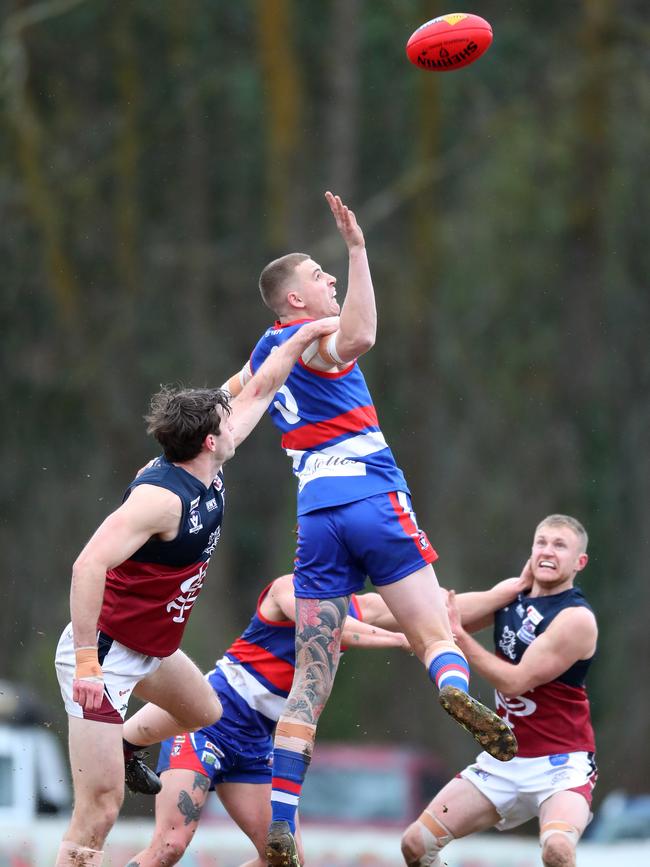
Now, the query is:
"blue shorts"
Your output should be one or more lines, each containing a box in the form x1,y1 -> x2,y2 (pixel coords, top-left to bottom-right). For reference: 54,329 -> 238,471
293,490 -> 438,599
157,728 -> 273,789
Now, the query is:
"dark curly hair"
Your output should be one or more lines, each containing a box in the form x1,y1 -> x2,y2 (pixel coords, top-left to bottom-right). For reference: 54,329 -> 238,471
145,385 -> 231,462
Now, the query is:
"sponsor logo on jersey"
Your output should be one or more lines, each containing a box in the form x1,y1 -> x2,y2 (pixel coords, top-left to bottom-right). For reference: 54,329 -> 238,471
213,476 -> 223,492
516,605 -> 544,645
205,498 -> 218,511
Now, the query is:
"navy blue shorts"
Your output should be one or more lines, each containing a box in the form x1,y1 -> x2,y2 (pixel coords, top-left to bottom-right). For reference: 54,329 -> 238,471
157,728 -> 273,788
293,490 -> 437,599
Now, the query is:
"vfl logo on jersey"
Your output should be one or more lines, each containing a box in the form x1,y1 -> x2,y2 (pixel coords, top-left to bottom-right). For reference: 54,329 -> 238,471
166,563 -> 208,623
188,496 -> 203,534
498,625 -> 517,661
516,605 -> 544,645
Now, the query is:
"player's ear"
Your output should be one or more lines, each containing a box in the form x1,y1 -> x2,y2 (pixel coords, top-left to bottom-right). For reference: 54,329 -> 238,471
576,553 -> 589,572
287,290 -> 304,309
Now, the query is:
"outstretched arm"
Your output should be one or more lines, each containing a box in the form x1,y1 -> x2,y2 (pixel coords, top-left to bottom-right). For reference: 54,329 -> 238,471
447,590 -> 598,697
305,192 -> 376,369
341,616 -> 411,651
453,561 -> 534,633
228,316 -> 339,446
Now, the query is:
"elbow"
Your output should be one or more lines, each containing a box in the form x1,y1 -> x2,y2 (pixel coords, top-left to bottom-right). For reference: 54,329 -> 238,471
337,331 -> 375,361
498,677 -> 533,698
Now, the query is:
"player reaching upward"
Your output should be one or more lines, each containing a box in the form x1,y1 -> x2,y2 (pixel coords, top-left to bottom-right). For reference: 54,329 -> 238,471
223,192 -> 517,867
53,317 -> 338,867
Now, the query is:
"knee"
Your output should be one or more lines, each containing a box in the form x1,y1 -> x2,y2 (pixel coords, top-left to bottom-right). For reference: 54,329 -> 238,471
150,831 -> 191,866
542,834 -> 575,867
401,822 -> 424,866
72,785 -> 123,844
181,693 -> 222,731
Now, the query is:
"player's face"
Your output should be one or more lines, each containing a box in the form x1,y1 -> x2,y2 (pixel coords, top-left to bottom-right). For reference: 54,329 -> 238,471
211,408 -> 235,464
530,524 -> 586,588
293,258 -> 340,317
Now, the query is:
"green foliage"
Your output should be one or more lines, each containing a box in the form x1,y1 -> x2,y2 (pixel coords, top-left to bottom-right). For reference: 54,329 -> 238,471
1,0 -> 648,797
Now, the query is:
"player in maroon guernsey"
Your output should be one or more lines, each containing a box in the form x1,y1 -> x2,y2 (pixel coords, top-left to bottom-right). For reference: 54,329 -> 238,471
52,317 -> 338,867
401,515 -> 598,867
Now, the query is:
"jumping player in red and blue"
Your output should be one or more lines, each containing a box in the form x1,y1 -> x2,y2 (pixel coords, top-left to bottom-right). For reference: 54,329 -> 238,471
223,192 -> 517,867
120,574 -> 411,866
53,317 -> 338,867
401,515 -> 598,867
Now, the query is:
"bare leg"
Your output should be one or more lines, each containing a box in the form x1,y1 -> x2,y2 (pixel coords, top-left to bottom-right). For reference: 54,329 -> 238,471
401,777 -> 499,866
127,649 -> 221,745
217,782 -> 306,867
376,564 -> 452,664
125,769 -> 211,866
538,790 -> 590,867
379,566 -> 517,762
59,716 -> 125,852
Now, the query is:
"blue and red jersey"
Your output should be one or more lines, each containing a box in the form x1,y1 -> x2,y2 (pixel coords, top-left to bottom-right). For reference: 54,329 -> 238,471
209,583 -> 362,743
250,319 -> 408,516
98,457 -> 225,657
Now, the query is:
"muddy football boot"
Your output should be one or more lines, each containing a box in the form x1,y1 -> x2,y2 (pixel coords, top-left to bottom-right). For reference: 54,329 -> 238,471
439,685 -> 518,762
124,751 -> 163,795
266,820 -> 300,867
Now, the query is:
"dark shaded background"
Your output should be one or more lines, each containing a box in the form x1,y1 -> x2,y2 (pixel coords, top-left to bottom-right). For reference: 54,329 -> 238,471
1,0 -> 649,812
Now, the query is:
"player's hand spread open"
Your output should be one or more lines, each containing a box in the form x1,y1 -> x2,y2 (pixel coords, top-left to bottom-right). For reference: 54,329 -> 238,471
325,191 -> 365,251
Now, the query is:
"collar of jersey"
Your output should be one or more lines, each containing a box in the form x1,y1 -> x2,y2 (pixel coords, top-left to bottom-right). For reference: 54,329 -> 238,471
273,317 -> 315,328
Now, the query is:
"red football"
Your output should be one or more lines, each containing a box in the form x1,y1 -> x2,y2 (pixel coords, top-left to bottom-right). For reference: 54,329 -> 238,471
406,12 -> 493,72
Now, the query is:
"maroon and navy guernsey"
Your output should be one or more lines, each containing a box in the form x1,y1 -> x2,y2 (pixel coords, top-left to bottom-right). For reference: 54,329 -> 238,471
97,457 -> 224,657
250,320 -> 409,516
493,587 -> 596,758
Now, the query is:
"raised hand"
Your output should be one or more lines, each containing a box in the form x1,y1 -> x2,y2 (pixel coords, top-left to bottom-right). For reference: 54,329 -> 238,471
325,191 -> 365,251
516,558 -> 534,593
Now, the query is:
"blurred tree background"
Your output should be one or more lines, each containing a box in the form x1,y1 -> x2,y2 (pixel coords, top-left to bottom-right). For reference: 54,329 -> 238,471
1,0 -> 649,814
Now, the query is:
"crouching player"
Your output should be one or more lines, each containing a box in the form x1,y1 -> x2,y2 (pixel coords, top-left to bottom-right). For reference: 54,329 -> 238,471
401,515 -> 598,867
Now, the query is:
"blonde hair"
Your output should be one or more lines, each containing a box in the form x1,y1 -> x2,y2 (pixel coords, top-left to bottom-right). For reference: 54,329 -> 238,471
535,514 -> 588,553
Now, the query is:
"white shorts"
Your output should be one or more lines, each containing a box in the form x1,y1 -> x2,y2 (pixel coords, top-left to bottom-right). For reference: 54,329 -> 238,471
55,623 -> 162,724
460,750 -> 597,831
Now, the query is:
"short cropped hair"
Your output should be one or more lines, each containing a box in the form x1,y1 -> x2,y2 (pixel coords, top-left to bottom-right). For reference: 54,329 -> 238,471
535,514 -> 589,553
145,385 -> 231,463
259,252 -> 310,315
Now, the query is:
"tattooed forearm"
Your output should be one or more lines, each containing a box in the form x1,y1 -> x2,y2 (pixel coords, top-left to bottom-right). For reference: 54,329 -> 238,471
177,789 -> 202,825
